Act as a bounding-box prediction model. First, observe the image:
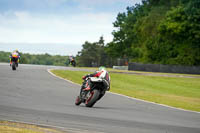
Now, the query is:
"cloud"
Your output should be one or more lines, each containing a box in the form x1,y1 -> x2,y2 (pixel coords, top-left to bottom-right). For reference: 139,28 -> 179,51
74,0 -> 139,13
73,0 -> 134,5
0,0 -> 142,55
0,0 -> 141,44
0,0 -> 140,14
0,11 -> 114,44
45,0 -> 68,6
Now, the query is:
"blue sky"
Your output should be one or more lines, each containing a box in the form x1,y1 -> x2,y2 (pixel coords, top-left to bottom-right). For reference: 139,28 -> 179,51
0,0 -> 141,55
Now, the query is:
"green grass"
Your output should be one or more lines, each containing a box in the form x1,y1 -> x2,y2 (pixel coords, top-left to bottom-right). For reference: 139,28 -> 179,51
73,67 -> 200,78
51,70 -> 200,112
0,121 -> 63,133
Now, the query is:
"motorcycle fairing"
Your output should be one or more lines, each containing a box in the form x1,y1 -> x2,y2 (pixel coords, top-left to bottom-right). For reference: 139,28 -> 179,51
90,77 -> 103,82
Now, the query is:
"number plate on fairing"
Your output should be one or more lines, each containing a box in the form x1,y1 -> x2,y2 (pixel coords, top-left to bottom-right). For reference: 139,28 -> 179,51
90,77 -> 103,82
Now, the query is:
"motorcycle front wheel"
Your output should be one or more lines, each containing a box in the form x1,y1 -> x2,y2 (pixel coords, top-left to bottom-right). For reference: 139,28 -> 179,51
12,62 -> 16,70
85,89 -> 100,107
75,96 -> 82,106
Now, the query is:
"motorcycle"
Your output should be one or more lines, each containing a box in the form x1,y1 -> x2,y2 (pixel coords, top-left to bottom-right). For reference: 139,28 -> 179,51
10,55 -> 19,71
75,74 -> 110,107
70,59 -> 76,67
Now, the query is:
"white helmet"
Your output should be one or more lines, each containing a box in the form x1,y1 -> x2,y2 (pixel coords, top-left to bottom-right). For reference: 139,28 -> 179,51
99,66 -> 106,71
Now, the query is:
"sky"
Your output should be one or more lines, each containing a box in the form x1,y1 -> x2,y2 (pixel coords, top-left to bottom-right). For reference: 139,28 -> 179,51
0,0 -> 141,55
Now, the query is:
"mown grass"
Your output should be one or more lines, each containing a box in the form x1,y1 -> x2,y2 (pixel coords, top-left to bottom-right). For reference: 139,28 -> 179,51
76,67 -> 200,77
51,70 -> 200,112
0,121 -> 63,133
0,126 -> 43,133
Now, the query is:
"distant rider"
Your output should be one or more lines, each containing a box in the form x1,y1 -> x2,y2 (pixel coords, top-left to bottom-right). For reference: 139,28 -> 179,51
69,56 -> 76,67
9,50 -> 20,67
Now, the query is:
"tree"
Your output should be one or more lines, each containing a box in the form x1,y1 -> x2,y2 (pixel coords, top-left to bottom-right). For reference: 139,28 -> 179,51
106,0 -> 200,66
158,1 -> 200,65
76,36 -> 112,67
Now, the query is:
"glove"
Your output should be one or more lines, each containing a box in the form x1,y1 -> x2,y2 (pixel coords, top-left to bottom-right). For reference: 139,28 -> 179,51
82,74 -> 89,80
82,76 -> 86,80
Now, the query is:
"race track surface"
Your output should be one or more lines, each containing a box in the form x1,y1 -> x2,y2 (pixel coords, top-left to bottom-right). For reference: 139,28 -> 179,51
0,63 -> 199,133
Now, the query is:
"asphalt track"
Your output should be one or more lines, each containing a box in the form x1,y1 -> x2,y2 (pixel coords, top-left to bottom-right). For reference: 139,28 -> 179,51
0,63 -> 199,133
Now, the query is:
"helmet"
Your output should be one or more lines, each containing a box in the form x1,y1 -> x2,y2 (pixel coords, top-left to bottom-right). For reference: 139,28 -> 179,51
99,66 -> 106,71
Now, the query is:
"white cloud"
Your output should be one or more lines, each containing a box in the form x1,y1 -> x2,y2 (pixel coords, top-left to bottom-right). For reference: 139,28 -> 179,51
73,0 -> 134,5
44,0 -> 69,7
14,11 -> 30,18
74,0 -> 140,13
0,11 -> 114,44
0,0 -> 142,55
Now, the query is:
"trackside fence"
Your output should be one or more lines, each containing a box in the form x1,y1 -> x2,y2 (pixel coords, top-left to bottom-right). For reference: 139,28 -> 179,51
128,62 -> 200,74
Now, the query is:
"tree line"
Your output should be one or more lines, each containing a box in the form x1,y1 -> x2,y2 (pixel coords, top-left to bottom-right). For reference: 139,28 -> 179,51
77,0 -> 200,66
0,51 -> 70,66
76,36 -> 118,67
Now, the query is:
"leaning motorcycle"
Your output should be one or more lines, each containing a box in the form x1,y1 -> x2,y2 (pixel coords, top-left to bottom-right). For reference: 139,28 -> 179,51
75,75 -> 110,107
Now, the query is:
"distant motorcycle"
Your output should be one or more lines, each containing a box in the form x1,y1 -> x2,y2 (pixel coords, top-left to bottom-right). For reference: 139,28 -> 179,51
70,59 -> 76,67
68,56 -> 76,67
10,53 -> 19,71
75,73 -> 110,107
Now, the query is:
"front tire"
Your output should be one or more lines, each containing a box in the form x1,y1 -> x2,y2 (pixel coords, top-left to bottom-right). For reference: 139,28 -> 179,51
12,62 -> 16,70
75,96 -> 82,106
85,89 -> 100,107
72,61 -> 76,67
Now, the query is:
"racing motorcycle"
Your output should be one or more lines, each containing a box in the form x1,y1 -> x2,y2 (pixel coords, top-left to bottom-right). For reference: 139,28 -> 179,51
10,54 -> 19,71
70,59 -> 76,67
75,73 -> 110,107
69,56 -> 76,67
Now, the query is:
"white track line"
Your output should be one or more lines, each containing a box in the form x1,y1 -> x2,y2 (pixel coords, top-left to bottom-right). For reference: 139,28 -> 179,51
47,69 -> 81,86
47,69 -> 200,114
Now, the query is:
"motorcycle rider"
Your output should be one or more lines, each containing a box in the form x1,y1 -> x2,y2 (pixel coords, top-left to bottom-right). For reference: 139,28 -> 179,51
69,56 -> 76,66
81,66 -> 110,91
9,49 -> 20,67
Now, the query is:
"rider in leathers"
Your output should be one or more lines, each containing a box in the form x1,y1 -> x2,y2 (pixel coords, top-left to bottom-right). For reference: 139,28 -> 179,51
81,67 -> 110,91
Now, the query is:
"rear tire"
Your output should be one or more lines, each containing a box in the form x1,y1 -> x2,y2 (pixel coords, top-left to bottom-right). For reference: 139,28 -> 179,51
85,89 -> 100,107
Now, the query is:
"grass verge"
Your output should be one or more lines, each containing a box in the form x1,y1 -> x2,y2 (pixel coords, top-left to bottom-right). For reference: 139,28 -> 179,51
51,70 -> 200,112
75,67 -> 200,78
0,121 -> 65,133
